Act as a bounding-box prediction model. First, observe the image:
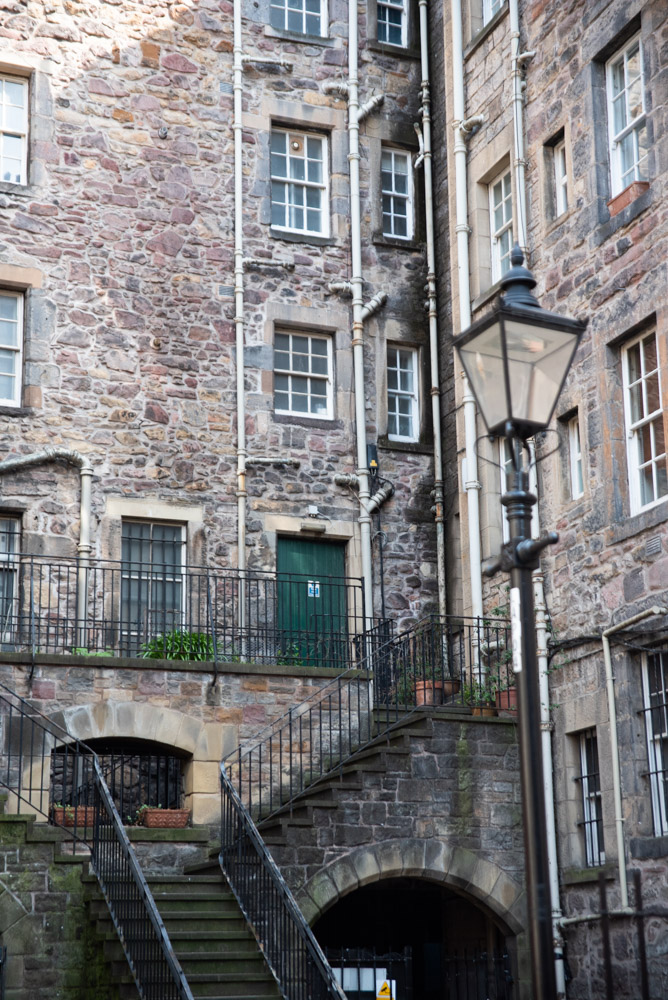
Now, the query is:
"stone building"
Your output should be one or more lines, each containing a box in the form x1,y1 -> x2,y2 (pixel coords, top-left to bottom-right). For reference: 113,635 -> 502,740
434,0 -> 668,996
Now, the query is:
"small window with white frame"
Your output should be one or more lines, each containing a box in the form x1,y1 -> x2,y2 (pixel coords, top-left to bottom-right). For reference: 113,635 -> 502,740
606,34 -> 648,197
0,290 -> 23,408
0,516 -> 19,643
270,130 -> 329,237
0,75 -> 28,185
568,413 -> 584,499
270,0 -> 326,37
482,0 -> 504,26
377,0 -> 407,47
274,331 -> 333,419
489,168 -> 513,282
553,138 -> 568,216
387,346 -> 419,442
622,329 -> 667,514
381,148 -> 412,239
577,729 -> 605,867
641,649 -> 668,837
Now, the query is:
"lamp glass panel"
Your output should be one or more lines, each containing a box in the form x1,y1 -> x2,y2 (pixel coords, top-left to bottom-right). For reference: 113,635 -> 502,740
504,318 -> 578,426
456,318 -> 508,431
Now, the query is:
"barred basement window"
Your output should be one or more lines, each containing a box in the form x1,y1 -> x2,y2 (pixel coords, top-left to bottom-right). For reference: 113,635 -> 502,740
270,130 -> 329,237
270,0 -> 326,37
641,650 -> 668,837
0,517 -> 19,643
577,729 -> 605,867
606,35 -> 648,196
387,346 -> 419,442
0,75 -> 28,185
274,331 -> 333,419
377,0 -> 407,47
120,521 -> 186,655
622,329 -> 667,514
381,148 -> 412,239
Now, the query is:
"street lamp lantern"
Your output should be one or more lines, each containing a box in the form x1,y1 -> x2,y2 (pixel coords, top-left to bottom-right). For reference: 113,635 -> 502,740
454,245 -> 587,1000
454,245 -> 587,440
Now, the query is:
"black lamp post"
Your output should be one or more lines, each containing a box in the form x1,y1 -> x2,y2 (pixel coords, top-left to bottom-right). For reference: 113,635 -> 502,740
454,246 -> 587,1000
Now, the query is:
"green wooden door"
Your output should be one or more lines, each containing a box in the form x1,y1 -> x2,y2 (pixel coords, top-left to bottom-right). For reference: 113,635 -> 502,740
276,537 -> 347,668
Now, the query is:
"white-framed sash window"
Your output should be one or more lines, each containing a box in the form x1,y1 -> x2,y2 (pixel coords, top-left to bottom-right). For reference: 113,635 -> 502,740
270,0 -> 326,36
641,650 -> 668,837
274,331 -> 333,419
270,130 -> 329,237
377,0 -> 407,47
381,148 -> 412,239
489,169 -> 513,282
622,329 -> 667,514
0,291 -> 23,407
568,414 -> 584,499
0,75 -> 28,185
387,346 -> 419,442
606,35 -> 648,196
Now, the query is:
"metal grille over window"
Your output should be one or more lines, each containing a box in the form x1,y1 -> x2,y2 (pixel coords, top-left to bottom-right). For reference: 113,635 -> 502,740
381,149 -> 412,239
623,330 -> 667,513
490,170 -> 513,281
270,130 -> 327,236
577,729 -> 605,867
121,521 -> 185,656
0,75 -> 28,185
0,292 -> 23,407
607,36 -> 647,195
377,0 -> 406,46
274,331 -> 332,418
642,650 -> 668,837
270,0 -> 324,35
0,518 -> 18,644
387,347 -> 418,442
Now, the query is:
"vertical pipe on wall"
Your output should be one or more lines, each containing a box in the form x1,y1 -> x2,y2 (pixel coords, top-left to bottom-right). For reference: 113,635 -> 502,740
347,0 -> 374,628
450,0 -> 483,621
233,0 -> 247,633
417,0 -> 447,619
509,0 -> 528,254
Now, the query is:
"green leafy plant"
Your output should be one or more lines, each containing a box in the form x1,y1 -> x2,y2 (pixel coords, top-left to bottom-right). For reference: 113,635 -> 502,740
462,678 -> 495,707
141,630 -> 215,661
71,647 -> 115,657
276,641 -> 302,667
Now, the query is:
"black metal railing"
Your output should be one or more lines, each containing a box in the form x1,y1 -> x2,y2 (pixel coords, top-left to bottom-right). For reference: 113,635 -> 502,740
224,615 -> 512,823
0,683 -> 193,1000
0,554 -> 368,669
220,764 -> 347,1000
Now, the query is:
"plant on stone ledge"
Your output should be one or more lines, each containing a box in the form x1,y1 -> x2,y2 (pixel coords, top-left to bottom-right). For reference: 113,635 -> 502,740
141,629 -> 215,661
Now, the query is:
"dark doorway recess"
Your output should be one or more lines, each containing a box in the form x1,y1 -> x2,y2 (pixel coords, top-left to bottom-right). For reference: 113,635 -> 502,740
315,877 -> 514,1000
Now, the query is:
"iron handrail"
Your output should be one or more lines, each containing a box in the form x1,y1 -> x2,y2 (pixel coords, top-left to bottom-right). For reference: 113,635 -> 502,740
220,762 -> 347,1000
0,682 -> 193,1000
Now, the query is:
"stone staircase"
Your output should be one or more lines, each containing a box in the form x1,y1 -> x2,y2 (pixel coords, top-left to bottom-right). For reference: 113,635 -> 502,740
84,854 -> 282,1000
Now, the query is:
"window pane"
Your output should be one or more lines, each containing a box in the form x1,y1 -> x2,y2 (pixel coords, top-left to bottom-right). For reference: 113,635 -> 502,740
0,351 -> 16,375
0,373 -> 14,398
311,355 -> 327,375
627,341 -> 641,383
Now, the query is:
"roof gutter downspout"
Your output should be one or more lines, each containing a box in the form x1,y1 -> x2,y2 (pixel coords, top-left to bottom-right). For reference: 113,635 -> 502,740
601,605 -> 667,910
509,0 -> 529,254
416,0 -> 447,619
450,0 -> 483,623
347,1 -> 374,630
0,448 -> 93,645
233,0 -> 247,633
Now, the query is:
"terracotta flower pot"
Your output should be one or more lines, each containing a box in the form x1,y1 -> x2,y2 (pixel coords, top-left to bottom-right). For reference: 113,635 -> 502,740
53,805 -> 97,827
141,808 -> 190,829
414,680 -> 444,706
471,705 -> 496,717
495,686 -> 518,716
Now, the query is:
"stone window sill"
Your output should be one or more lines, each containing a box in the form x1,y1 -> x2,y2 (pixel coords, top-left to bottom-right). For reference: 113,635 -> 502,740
561,864 -> 615,885
272,412 -> 342,431
0,406 -> 30,417
608,499 -> 668,544
270,228 -> 336,247
263,25 -> 335,47
630,835 -> 668,860
607,180 -> 649,218
365,40 -> 420,61
0,181 -> 34,199
372,232 -> 423,252
377,435 -> 432,456
594,183 -> 652,246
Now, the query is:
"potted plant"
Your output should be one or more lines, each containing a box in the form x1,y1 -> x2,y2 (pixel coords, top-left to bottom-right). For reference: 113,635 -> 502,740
462,679 -> 496,717
52,802 -> 97,827
134,804 -> 190,829
494,675 -> 518,716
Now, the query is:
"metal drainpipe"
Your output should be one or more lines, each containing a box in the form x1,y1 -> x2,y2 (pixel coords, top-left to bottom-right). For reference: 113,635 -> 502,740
601,605 -> 667,910
0,449 -> 93,644
233,0 -> 247,634
347,0 -> 374,630
450,0 -> 483,623
416,0 -> 447,619
509,0 -> 530,254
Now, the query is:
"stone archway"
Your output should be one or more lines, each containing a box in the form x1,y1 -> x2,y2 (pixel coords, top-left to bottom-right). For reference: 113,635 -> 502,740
295,837 -> 525,935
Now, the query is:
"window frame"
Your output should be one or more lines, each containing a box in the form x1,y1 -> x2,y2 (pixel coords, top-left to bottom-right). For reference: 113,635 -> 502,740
274,330 -> 334,421
553,138 -> 568,217
577,728 -> 605,867
0,516 -> 20,644
381,147 -> 413,241
482,0 -> 504,27
568,414 -> 584,500
376,0 -> 407,48
387,345 -> 419,443
641,650 -> 668,838
0,290 -> 24,408
120,520 -> 187,654
0,73 -> 28,186
498,437 -> 514,543
488,168 -> 513,284
270,129 -> 330,238
269,0 -> 327,38
606,34 -> 647,197
621,329 -> 667,515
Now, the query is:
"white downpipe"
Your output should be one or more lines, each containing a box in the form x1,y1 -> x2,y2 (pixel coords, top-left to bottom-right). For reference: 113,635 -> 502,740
450,0 -> 482,622
509,0 -> 528,254
347,0 -> 374,629
601,605 -> 667,911
233,0 -> 247,634
417,0 -> 447,620
0,448 -> 93,644
528,446 -> 566,998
